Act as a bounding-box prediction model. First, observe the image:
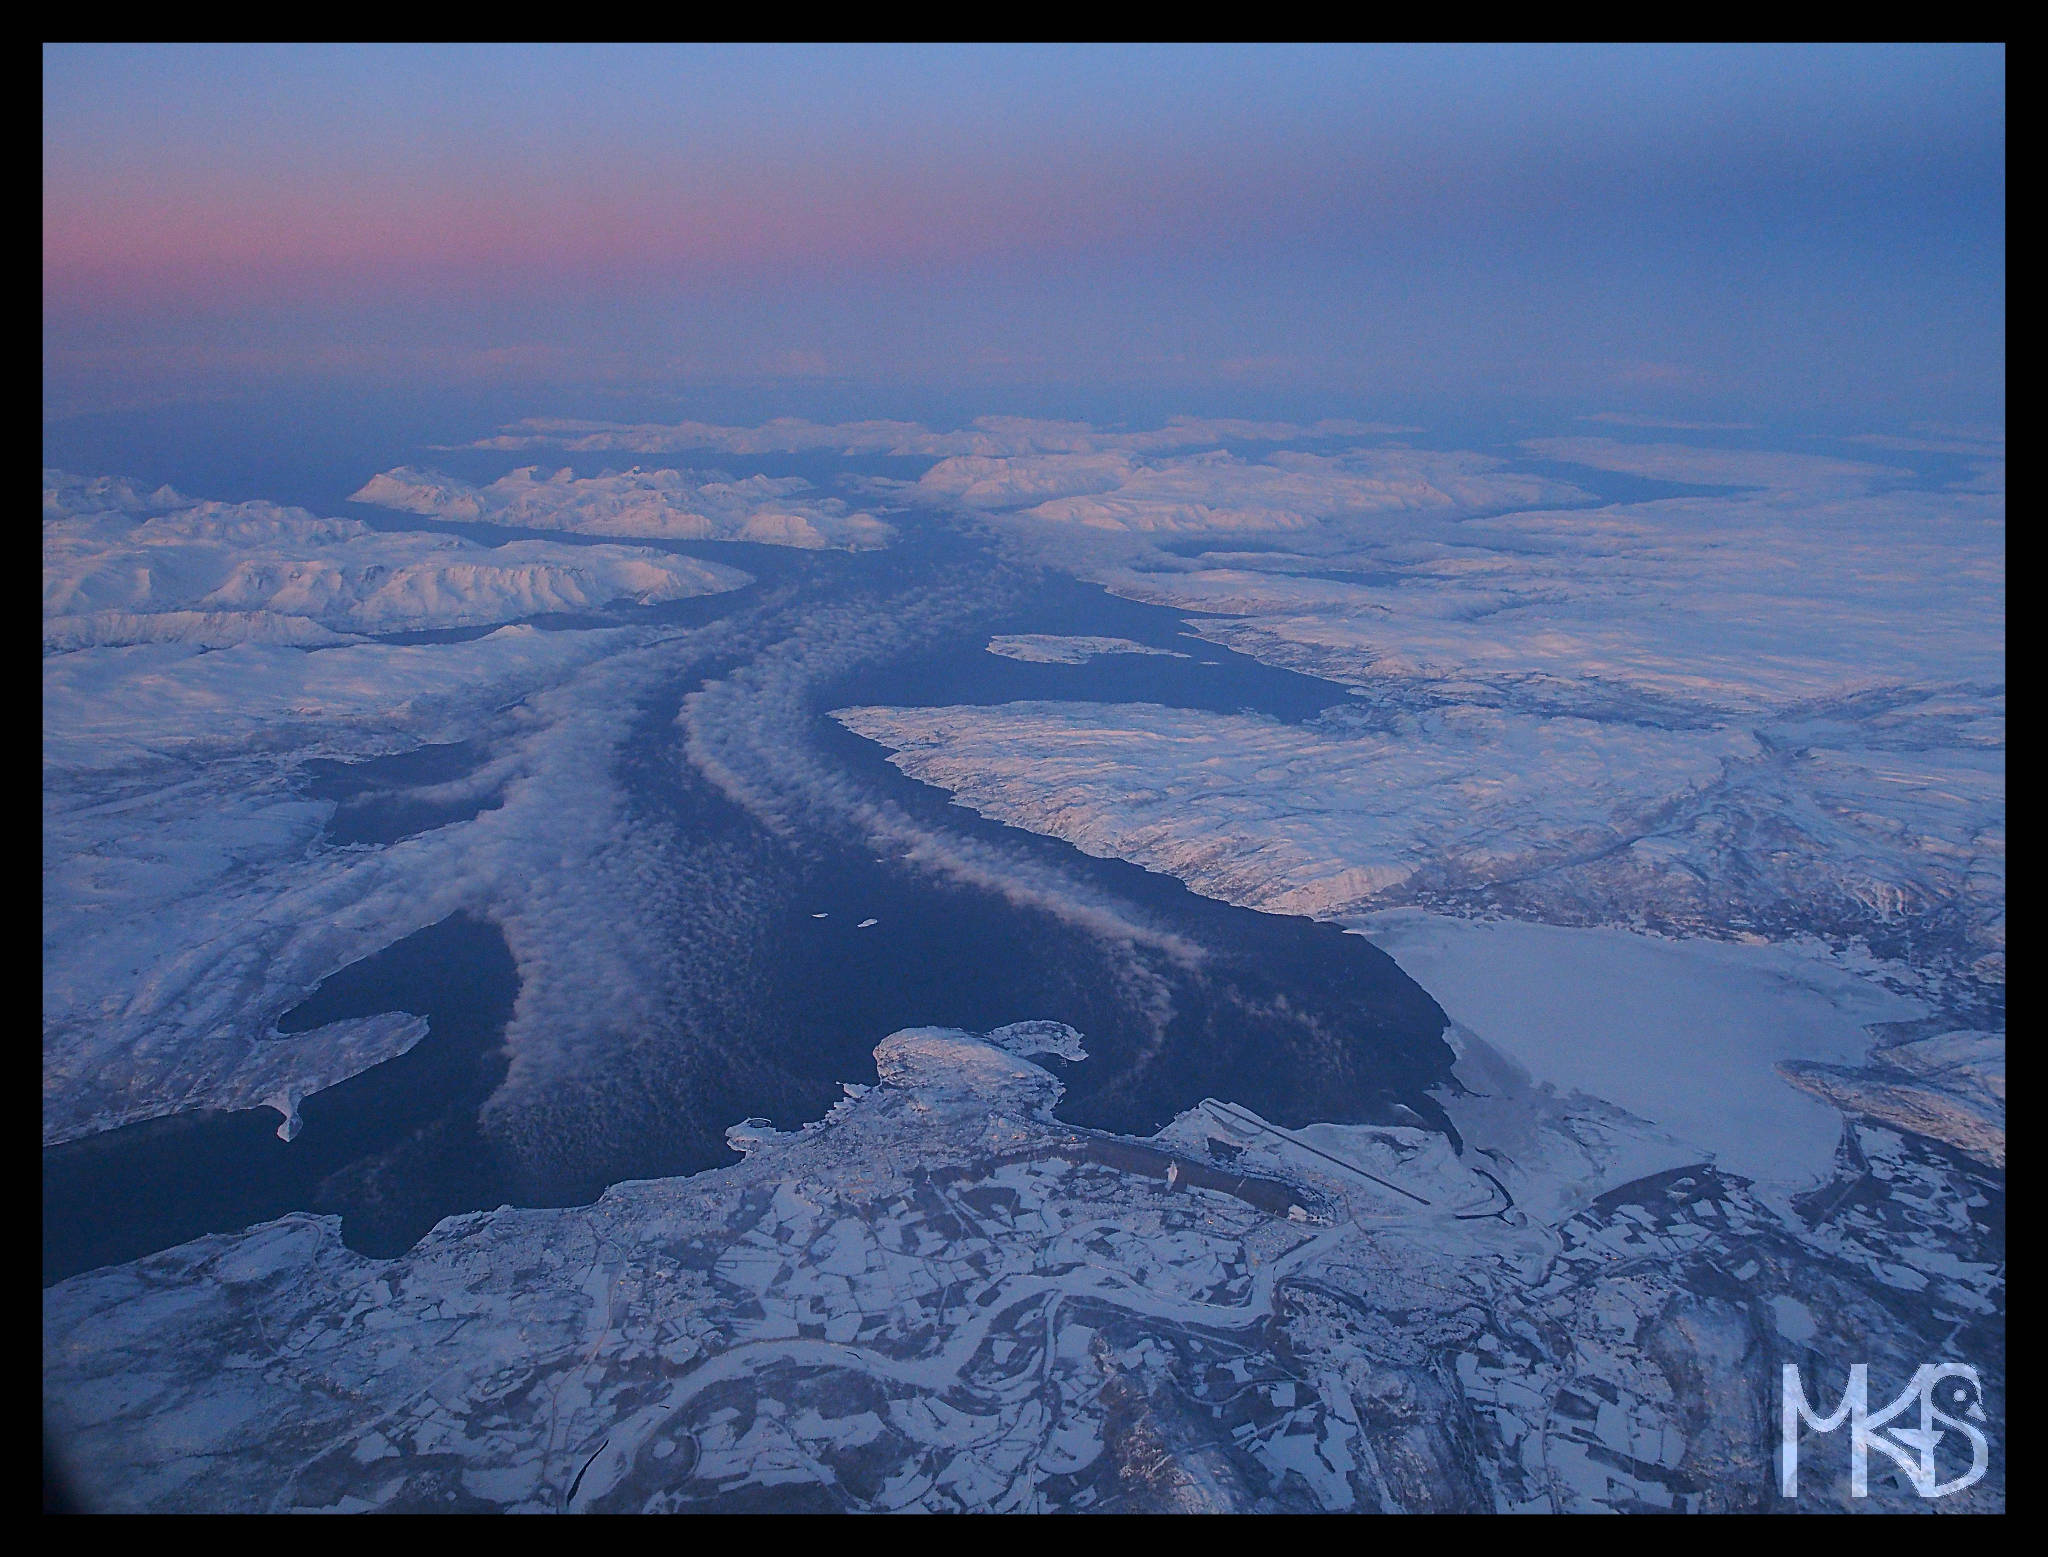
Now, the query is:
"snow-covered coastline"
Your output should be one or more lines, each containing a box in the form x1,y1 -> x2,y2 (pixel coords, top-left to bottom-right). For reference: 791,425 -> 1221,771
43,418 -> 2006,1512
45,1023 -> 2001,1512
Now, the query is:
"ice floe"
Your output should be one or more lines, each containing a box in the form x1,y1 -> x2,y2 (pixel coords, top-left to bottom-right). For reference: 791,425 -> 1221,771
984,1020 -> 1089,1062
985,634 -> 1189,664
225,1013 -> 432,1141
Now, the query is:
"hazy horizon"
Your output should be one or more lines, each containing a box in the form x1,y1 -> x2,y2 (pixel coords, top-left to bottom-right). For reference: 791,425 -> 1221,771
45,44 -> 2004,429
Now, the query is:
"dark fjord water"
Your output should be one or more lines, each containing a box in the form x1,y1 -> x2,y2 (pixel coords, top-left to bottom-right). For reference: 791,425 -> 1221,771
43,916 -> 517,1286
44,511 -> 1456,1288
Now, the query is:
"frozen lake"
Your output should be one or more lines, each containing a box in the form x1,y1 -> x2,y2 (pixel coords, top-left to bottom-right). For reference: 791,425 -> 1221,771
1353,909 -> 1926,1185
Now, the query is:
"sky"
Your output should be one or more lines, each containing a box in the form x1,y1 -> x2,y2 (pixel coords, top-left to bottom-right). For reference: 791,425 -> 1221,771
43,44 -> 2004,427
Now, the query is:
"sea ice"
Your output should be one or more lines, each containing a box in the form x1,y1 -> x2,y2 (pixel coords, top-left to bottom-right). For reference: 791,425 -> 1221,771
1351,910 -> 1924,1186
985,634 -> 1189,664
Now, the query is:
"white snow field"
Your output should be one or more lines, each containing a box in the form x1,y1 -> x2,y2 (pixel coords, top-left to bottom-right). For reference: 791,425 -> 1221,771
834,699 -> 1753,922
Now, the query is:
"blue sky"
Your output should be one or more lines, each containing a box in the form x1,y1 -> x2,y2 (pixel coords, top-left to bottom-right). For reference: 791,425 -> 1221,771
43,44 -> 2004,426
